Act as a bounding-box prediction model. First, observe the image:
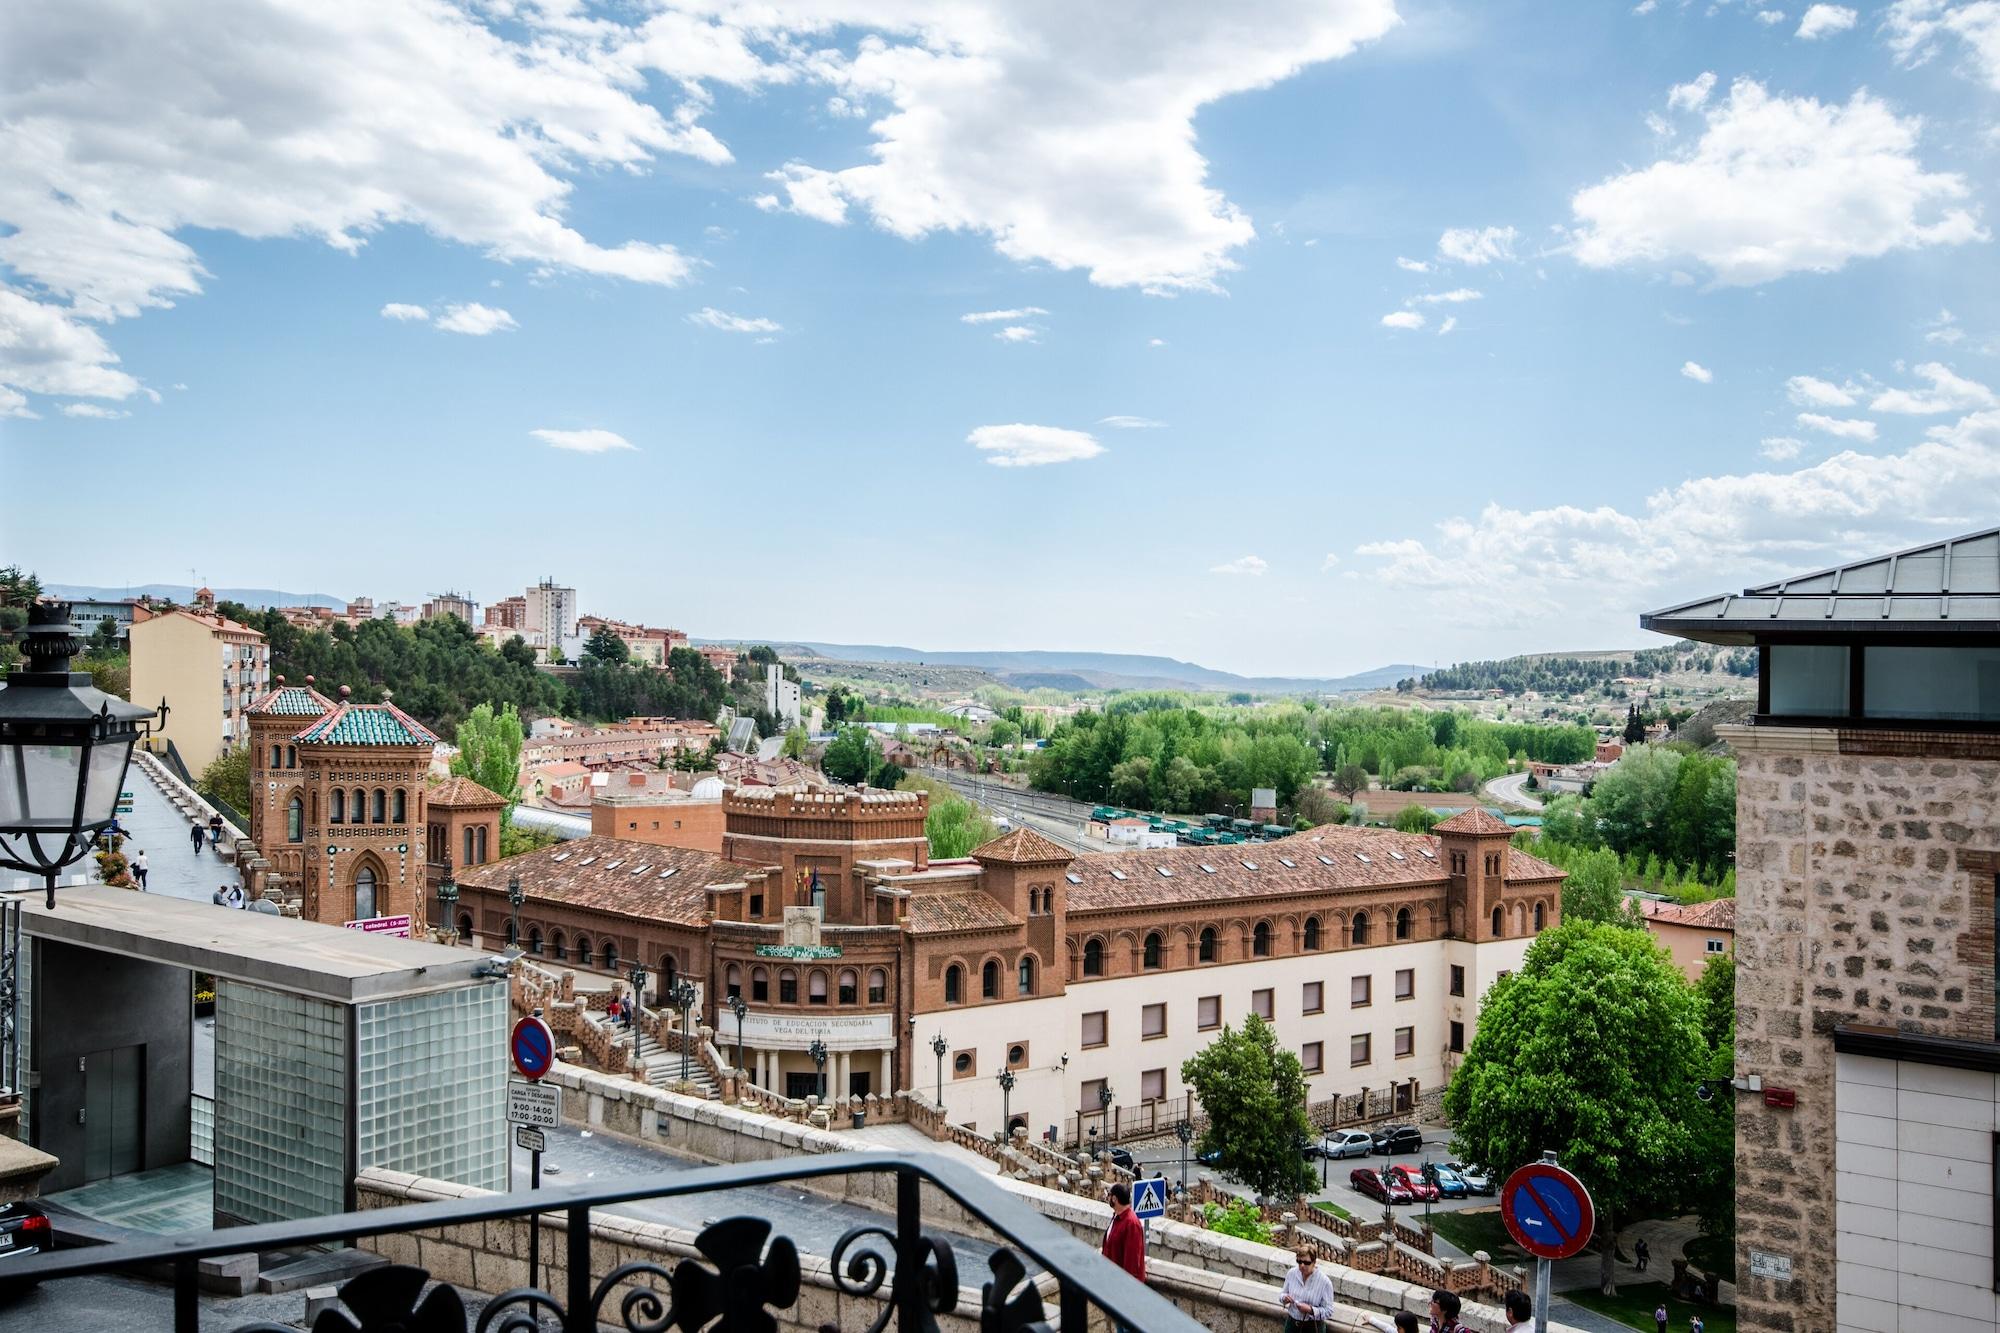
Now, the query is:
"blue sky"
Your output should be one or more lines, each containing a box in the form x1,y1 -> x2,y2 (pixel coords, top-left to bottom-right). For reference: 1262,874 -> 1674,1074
2,0 -> 1996,677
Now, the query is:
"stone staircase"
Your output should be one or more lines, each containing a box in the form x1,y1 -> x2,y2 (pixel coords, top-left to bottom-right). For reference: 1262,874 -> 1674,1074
588,1008 -> 720,1099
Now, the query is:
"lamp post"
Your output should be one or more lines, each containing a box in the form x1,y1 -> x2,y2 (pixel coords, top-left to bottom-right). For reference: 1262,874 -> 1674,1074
929,1032 -> 947,1105
996,1067 -> 1016,1143
1173,1119 -> 1194,1191
1098,1083 -> 1115,1149
435,859 -> 458,945
669,978 -> 698,1085
808,1037 -> 828,1103
506,873 -> 524,956
726,991 -> 747,1079
627,962 -> 648,1071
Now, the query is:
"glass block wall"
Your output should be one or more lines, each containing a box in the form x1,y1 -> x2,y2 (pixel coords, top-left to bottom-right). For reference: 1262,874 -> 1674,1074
214,980 -> 347,1224
356,984 -> 507,1190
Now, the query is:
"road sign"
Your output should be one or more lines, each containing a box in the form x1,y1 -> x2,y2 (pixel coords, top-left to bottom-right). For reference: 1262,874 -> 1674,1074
515,1125 -> 546,1153
511,1015 -> 556,1081
507,1080 -> 562,1128
1132,1177 -> 1167,1220
1500,1161 -> 1595,1261
342,914 -> 412,938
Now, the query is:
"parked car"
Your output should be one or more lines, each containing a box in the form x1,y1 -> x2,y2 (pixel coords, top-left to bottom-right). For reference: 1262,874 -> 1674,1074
1108,1147 -> 1136,1173
1445,1161 -> 1495,1195
1320,1129 -> 1375,1160
1422,1162 -> 1469,1198
1350,1168 -> 1415,1205
1196,1146 -> 1222,1166
1371,1124 -> 1424,1156
1386,1164 -> 1439,1202
0,1201 -> 52,1294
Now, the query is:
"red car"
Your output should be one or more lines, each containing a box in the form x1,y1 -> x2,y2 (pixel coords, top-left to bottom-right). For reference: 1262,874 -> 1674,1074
1350,1167 -> 1415,1204
1386,1164 -> 1439,1202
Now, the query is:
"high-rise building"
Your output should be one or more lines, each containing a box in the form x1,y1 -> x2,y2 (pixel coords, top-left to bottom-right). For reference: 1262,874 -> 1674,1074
129,588 -> 270,775
423,591 -> 477,623
764,663 -> 801,727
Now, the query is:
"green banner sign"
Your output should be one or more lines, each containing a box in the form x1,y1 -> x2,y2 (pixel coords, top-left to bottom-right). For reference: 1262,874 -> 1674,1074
754,944 -> 843,960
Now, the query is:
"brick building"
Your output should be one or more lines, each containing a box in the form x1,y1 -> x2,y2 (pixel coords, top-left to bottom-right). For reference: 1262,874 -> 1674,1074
424,774 -> 506,888
1642,526 -> 2000,1331
1633,896 -> 1735,981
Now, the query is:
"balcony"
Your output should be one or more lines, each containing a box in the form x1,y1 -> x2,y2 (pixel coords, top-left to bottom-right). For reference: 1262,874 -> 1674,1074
11,1151 -> 1198,1332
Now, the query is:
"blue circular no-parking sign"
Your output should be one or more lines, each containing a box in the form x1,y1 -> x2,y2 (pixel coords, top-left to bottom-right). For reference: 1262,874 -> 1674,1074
511,1015 -> 555,1081
1500,1161 -> 1595,1261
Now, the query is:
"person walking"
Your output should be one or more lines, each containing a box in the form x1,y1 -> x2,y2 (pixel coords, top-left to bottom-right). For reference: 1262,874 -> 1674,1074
1429,1289 -> 1463,1333
1504,1290 -> 1534,1333
1277,1249 -> 1335,1333
207,813 -> 224,849
190,820 -> 206,853
1635,1237 -> 1650,1272
131,849 -> 148,890
1100,1181 -> 1146,1333
1653,1302 -> 1668,1333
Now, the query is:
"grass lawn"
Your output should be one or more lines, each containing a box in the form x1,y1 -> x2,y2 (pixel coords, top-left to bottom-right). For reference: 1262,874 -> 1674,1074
1309,1200 -> 1352,1220
1682,1234 -> 1735,1282
1428,1207 -> 1520,1260
1563,1282 -> 1735,1333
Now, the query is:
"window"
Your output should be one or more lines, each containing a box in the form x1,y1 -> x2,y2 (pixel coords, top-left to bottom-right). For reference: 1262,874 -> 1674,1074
270,744 -> 282,769
1863,645 -> 2000,722
1080,1078 -> 1107,1112
1706,938 -> 1726,954
1395,907 -> 1412,941
868,968 -> 887,1004
780,969 -> 799,1004
1303,981 -> 1323,1014
392,788 -> 406,822
287,745 -> 296,769
372,788 -> 386,823
1253,921 -> 1271,957
1492,905 -> 1506,937
1769,643 -> 1850,717
1142,1003 -> 1166,1039
602,943 -> 618,970
577,936 -> 593,965
1303,916 -> 1321,951
1143,932 -> 1163,970
330,788 -> 345,824
1198,995 -> 1221,1030
1083,938 -> 1104,976
1301,1042 -> 1323,1075
1007,1043 -> 1029,1069
1450,964 -> 1465,997
1395,968 -> 1415,1001
1534,901 -> 1547,932
548,931 -> 566,961
749,893 -> 763,918
1351,975 -> 1372,1007
1351,912 -> 1370,945
528,928 -> 543,955
463,826 -> 474,865
1141,1068 -> 1166,1102
838,969 -> 858,1005
459,912 -> 473,941
475,826 -> 487,864
1199,927 -> 1218,962
1082,1011 -> 1108,1048
944,965 -> 962,1004
725,964 -> 741,1000
1350,1034 -> 1372,1066
1449,1021 -> 1465,1054
286,795 -> 303,843
752,967 -> 769,1002
982,960 -> 1000,999
1252,988 -> 1274,1021
954,1051 -> 975,1078
353,866 -> 376,920
809,970 -> 829,1005
504,919 -> 517,947
1395,1026 -> 1415,1058
1017,956 -> 1036,996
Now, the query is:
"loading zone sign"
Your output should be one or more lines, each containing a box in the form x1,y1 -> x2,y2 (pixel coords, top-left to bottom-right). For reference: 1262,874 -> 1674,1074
507,1080 -> 562,1129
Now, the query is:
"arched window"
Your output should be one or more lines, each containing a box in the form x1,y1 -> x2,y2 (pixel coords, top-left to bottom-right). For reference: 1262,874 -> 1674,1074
838,969 -> 858,1004
458,912 -> 473,941
1199,927 -> 1217,962
503,918 -> 516,948
602,942 -> 619,971
1082,939 -> 1104,977
1017,956 -> 1035,996
528,927 -> 543,955
1396,907 -> 1413,941
944,965 -> 962,1004
287,745 -> 296,769
577,936 -> 593,965
1351,912 -> 1370,945
353,866 -> 377,920
1304,916 -> 1321,951
551,931 -> 567,961
287,795 -> 304,843
982,960 -> 1000,999
372,788 -> 386,823
463,827 -> 474,866
752,967 -> 769,1002
475,826 -> 488,863
1534,901 -> 1547,932
1491,905 -> 1506,937
779,969 -> 799,1003
661,955 -> 677,993
809,969 -> 829,1005
392,788 -> 406,822
330,788 -> 346,824
1514,903 -> 1527,935
868,968 -> 887,1004
726,964 -> 742,1000
1143,933 -> 1163,970
271,744 -> 282,769
1253,921 -> 1272,957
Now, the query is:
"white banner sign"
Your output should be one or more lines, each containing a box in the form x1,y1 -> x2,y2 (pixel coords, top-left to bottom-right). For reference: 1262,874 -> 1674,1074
736,1011 -> 892,1048
507,1081 -> 562,1128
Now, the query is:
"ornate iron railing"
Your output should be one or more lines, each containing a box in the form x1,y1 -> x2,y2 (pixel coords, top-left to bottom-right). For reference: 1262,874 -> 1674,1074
8,1151 -> 1200,1333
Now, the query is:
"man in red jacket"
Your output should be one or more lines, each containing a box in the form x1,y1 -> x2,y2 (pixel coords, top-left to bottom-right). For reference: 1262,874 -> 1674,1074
1101,1181 -> 1146,1282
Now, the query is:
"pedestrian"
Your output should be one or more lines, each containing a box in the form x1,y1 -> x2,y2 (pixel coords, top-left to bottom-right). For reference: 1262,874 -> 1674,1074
1689,1315 -> 1705,1333
190,820 -> 205,853
1635,1237 -> 1650,1272
1100,1181 -> 1146,1333
1653,1302 -> 1668,1333
1277,1249 -> 1335,1333
1504,1290 -> 1534,1333
226,883 -> 245,909
1366,1316 -> 1420,1333
212,885 -> 229,907
1429,1289 -> 1463,1333
208,813 -> 223,848
607,996 -> 621,1024
131,849 -> 148,890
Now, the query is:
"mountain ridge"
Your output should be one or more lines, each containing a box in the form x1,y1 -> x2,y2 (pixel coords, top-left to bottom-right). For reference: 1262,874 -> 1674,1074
46,582 -> 345,610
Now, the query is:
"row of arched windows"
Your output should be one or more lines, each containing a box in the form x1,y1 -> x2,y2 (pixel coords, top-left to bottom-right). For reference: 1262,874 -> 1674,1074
721,964 -> 890,1007
940,955 -> 1037,1005
1080,909 -> 1422,978
328,787 -> 406,826
1492,900 -> 1548,937
267,744 -> 298,769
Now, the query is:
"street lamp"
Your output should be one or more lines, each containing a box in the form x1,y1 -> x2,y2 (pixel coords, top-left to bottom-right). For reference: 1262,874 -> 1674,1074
0,603 -> 165,909
627,962 -> 648,1070
434,859 -> 458,945
1173,1119 -> 1194,1191
929,1032 -> 947,1105
1098,1082 -> 1114,1148
996,1067 -> 1016,1142
808,1037 -> 828,1102
506,873 -> 525,956
669,977 -> 698,1084
726,991 -> 748,1079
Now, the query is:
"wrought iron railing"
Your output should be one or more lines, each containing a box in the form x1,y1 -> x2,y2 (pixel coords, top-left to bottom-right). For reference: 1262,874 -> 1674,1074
7,1151 -> 1199,1333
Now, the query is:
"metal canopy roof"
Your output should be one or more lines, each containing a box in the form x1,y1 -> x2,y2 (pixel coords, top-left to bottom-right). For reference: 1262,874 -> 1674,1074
1640,527 -> 2000,644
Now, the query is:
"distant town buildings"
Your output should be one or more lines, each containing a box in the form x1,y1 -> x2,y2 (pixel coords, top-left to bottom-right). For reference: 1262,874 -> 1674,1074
576,615 -> 688,666
764,663 -> 801,727
129,587 -> 270,774
423,590 -> 477,623
485,595 -> 527,630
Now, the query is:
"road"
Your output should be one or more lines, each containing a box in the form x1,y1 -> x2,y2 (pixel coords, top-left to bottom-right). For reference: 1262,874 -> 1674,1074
1483,770 -> 1543,811
920,768 -> 1106,855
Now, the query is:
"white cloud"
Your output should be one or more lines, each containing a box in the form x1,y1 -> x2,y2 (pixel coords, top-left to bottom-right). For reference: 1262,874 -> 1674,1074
1634,0 -> 1658,12
993,325 -> 1040,343
968,423 -> 1104,468
1148,338 -> 1167,347
0,285 -> 142,402
687,308 -> 782,335
1758,9 -> 1787,23
1570,80 -> 1983,285
1796,4 -> 1858,38
0,387 -> 34,418
433,303 -> 517,336
1210,555 -> 1268,576
1869,362 -> 1997,414
1885,1 -> 2000,92
1798,412 -> 1880,440
1667,72 -> 1718,111
1395,256 -> 1432,272
379,303 -> 430,322
59,402 -> 129,418
1099,415 -> 1166,429
961,307 -> 1049,324
531,428 -> 636,454
1408,288 -> 1482,305
1924,308 -> 1965,345
1381,310 -> 1427,331
1321,552 -> 1343,570
1786,374 -> 1856,407
1438,316 -> 1458,335
1436,226 -> 1518,266
1682,360 -> 1714,383
1761,436 -> 1806,460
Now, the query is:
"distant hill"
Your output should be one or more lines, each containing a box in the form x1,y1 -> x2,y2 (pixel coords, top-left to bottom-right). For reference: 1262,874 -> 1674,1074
46,583 -> 345,610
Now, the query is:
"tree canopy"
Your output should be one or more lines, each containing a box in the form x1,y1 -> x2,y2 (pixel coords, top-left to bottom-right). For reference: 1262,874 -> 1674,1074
1180,1014 -> 1315,1201
820,724 -> 882,786
452,702 -> 524,828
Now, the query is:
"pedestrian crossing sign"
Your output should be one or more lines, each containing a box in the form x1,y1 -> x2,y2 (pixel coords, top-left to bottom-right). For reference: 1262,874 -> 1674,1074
1132,1178 -> 1166,1219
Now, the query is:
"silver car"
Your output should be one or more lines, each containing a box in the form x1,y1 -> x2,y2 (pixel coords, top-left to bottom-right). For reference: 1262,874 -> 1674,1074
1319,1129 -> 1374,1159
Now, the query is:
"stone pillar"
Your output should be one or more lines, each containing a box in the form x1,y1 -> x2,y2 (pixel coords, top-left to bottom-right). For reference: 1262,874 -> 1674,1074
879,1047 -> 893,1092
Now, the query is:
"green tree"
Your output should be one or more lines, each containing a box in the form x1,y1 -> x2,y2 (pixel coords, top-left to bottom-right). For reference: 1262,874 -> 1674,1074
452,703 -> 525,829
821,725 -> 880,785
1200,1198 -> 1275,1244
988,718 -> 1021,749
1180,1014 -> 1315,1201
1392,804 -> 1440,834
1693,950 -> 1735,1054
781,725 -> 809,759
197,745 -> 252,815
1444,921 -> 1710,1295
1330,762 -> 1370,800
1109,756 -> 1153,808
1559,846 -> 1634,924
583,625 -> 630,665
825,691 -> 846,724
874,760 -> 906,789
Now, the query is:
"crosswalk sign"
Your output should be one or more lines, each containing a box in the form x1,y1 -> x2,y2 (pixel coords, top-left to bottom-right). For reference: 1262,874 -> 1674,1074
1132,1177 -> 1167,1220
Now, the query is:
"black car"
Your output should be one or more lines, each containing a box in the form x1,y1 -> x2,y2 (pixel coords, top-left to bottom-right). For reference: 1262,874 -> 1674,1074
1108,1147 -> 1136,1173
0,1202 -> 52,1293
1371,1124 -> 1424,1156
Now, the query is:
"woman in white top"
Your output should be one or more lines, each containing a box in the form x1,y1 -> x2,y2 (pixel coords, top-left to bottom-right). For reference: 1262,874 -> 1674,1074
1278,1250 -> 1337,1333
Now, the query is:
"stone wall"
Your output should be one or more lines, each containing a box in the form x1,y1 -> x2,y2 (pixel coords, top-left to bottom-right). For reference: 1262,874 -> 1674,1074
1726,724 -> 2000,1333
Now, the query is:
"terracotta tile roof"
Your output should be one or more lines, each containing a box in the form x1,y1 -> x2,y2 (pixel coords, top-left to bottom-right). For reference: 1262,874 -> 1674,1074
1641,896 -> 1737,930
425,774 -> 507,807
971,828 -> 1074,865
146,608 -> 265,638
1432,808 -> 1516,837
1068,827 -> 1451,911
1504,846 -> 1565,881
294,701 -> 440,747
456,834 -> 750,926
906,889 -> 1024,935
247,683 -> 337,717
